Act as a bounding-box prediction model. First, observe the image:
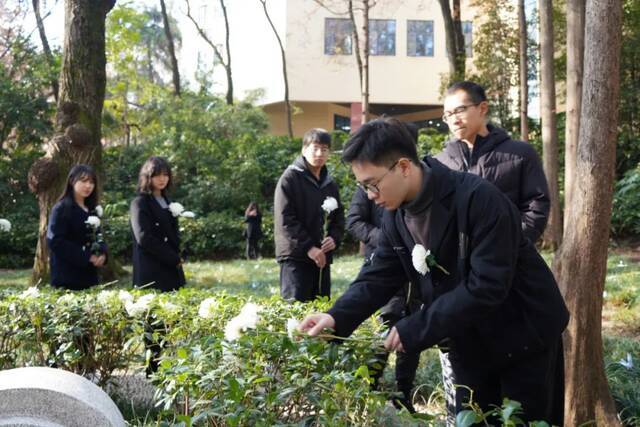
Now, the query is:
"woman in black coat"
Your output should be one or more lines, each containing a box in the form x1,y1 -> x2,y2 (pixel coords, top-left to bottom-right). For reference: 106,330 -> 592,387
130,156 -> 186,292
47,164 -> 107,290
243,201 -> 262,259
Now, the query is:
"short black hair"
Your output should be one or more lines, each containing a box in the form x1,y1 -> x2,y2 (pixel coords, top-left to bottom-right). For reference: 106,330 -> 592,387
446,81 -> 488,104
302,128 -> 331,148
137,156 -> 173,195
342,117 -> 420,167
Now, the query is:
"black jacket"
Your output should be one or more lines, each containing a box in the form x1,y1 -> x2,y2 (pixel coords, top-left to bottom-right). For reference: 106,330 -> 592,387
434,125 -> 550,243
244,213 -> 263,240
328,158 -> 569,364
130,194 -> 186,292
274,156 -> 345,263
346,187 -> 383,259
47,199 -> 107,290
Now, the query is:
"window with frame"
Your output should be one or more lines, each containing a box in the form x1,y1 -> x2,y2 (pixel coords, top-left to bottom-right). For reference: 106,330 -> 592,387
325,18 -> 353,55
407,20 -> 434,57
369,19 -> 396,56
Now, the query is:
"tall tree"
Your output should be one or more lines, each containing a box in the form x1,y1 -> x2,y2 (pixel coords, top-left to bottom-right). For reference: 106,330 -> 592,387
539,0 -> 562,250
314,0 -> 374,125
259,0 -> 292,138
32,0 -> 59,101
437,0 -> 466,82
159,0 -> 180,96
518,0 -> 529,141
28,0 -> 116,283
563,0 -> 585,219
553,0 -> 623,424
185,0 -> 234,105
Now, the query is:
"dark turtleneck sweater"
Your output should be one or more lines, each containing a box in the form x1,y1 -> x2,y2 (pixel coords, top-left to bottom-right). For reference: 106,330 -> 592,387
402,161 -> 434,248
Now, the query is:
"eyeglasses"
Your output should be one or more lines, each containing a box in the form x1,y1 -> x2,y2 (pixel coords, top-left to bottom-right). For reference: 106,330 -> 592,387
356,160 -> 398,194
442,103 -> 480,121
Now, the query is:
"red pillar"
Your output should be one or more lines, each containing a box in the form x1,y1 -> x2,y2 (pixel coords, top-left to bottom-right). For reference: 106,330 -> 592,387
350,102 -> 362,134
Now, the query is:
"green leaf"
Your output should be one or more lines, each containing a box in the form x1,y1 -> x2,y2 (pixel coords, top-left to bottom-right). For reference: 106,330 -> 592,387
456,410 -> 480,427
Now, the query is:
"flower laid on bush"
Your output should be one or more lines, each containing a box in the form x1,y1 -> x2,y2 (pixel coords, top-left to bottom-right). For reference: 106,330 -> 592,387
0,218 -> 11,232
224,302 -> 262,341
124,293 -> 155,317
197,297 -> 218,319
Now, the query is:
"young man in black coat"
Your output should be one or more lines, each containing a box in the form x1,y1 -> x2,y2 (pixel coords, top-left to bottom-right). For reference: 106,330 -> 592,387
436,81 -> 550,244
274,128 -> 345,302
299,117 -> 568,424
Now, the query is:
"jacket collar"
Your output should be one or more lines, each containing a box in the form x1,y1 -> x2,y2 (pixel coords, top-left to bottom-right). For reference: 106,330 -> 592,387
290,155 -> 333,188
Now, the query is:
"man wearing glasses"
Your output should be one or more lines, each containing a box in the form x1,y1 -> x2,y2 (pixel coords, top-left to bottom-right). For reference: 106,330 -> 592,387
298,117 -> 567,424
436,81 -> 552,425
274,128 -> 345,302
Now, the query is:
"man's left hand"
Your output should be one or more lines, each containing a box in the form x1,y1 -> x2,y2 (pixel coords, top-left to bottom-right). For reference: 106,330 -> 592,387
384,326 -> 405,353
321,237 -> 336,253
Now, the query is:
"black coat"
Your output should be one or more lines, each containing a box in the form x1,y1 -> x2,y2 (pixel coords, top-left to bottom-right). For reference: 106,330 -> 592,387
244,213 -> 263,240
346,187 -> 383,259
434,125 -> 550,243
130,194 -> 186,292
327,158 -> 569,365
274,156 -> 345,263
47,199 -> 107,290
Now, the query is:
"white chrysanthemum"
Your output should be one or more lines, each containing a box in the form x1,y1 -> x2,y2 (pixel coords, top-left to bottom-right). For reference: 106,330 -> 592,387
180,211 -> 196,218
198,297 -> 218,319
223,302 -> 263,341
168,202 -> 185,217
125,294 -> 155,317
95,205 -> 104,217
159,300 -> 180,314
8,303 -> 16,312
85,216 -> 101,228
118,290 -> 134,305
57,293 -> 76,304
619,353 -> 634,370
411,244 -> 429,275
321,197 -> 338,214
19,287 -> 40,299
0,219 -> 11,232
286,318 -> 300,339
96,290 -> 116,308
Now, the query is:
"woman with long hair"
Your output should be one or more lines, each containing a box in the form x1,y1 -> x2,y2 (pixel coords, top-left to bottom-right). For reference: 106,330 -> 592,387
47,164 -> 107,290
130,156 -> 186,375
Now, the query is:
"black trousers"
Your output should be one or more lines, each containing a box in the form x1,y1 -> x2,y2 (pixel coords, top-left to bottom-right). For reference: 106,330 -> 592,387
442,338 -> 565,426
245,238 -> 259,260
279,260 -> 330,302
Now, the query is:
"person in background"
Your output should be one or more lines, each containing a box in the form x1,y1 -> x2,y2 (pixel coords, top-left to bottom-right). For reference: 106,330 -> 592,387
48,164 -> 107,291
274,128 -> 345,302
244,201 -> 263,260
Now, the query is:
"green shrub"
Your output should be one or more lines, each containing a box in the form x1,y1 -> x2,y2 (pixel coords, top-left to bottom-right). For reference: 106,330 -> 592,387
611,165 -> 640,236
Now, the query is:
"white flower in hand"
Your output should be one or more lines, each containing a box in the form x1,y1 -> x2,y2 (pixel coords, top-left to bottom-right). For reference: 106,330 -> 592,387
168,202 -> 185,217
412,244 -> 430,275
180,211 -> 196,218
287,318 -> 300,339
321,197 -> 338,214
0,219 -> 11,232
85,216 -> 101,228
95,205 -> 104,217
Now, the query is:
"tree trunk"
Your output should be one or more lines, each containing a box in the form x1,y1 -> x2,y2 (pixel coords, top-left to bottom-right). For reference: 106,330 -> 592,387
539,0 -> 562,250
553,0 -> 623,424
220,0 -> 233,105
563,0 -> 586,222
518,0 -> 529,142
361,0 -> 369,124
260,0 -> 293,139
437,0 -> 465,81
28,0 -> 117,284
185,0 -> 233,105
159,0 -> 180,96
32,0 -> 59,101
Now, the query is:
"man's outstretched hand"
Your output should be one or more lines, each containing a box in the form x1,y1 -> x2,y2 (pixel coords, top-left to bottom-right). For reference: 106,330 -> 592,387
297,313 -> 336,336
